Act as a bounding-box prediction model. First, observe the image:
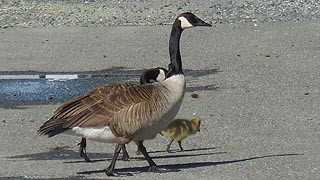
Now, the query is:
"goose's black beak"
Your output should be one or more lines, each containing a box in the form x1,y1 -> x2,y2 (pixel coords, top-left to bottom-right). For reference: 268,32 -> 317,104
195,18 -> 212,27
198,20 -> 212,27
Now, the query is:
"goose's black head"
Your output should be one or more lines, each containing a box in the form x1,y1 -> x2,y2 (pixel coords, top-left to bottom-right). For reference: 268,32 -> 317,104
176,12 -> 212,30
140,67 -> 168,85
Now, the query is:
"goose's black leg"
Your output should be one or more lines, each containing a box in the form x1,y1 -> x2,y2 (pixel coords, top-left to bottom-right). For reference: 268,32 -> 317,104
136,141 -> 159,172
166,138 -> 174,153
178,141 -> 184,151
77,137 -> 92,162
106,144 -> 122,176
135,140 -> 144,155
135,146 -> 141,155
121,145 -> 130,161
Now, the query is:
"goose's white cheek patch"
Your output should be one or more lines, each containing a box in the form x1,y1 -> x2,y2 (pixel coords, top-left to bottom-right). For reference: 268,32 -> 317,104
156,69 -> 166,82
178,17 -> 193,29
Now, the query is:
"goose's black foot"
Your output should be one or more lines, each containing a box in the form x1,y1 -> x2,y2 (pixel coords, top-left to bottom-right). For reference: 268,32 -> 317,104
105,169 -> 119,176
148,166 -> 168,173
78,138 -> 92,162
105,169 -> 133,177
79,147 -> 92,162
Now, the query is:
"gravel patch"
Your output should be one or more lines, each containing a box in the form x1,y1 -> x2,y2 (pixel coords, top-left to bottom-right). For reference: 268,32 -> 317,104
1,0 -> 320,28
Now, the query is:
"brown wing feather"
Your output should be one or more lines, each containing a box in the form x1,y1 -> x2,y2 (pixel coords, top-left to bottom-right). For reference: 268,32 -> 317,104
38,82 -> 156,137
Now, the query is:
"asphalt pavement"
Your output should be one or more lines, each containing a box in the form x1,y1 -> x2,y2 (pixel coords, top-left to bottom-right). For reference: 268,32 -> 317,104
0,4 -> 320,180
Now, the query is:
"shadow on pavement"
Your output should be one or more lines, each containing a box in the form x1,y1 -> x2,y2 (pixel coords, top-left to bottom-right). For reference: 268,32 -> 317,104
77,153 -> 303,176
6,146 -> 112,162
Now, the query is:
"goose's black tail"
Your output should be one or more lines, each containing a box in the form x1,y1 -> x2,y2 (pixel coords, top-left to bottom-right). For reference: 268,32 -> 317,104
38,118 -> 68,137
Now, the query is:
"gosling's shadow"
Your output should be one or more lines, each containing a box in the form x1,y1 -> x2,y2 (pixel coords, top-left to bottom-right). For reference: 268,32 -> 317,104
77,153 -> 303,176
147,146 -> 219,154
131,151 -> 227,161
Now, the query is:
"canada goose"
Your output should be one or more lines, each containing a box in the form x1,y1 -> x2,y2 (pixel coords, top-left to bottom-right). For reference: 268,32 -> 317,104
38,12 -> 211,176
161,115 -> 201,152
79,67 -> 168,162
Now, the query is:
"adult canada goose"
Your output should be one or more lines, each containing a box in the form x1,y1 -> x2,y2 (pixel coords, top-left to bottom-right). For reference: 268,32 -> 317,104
38,12 -> 211,176
78,67 -> 168,162
161,115 -> 201,152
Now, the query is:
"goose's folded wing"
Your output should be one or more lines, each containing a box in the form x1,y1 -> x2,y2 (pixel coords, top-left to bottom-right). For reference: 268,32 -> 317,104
38,83 -> 155,136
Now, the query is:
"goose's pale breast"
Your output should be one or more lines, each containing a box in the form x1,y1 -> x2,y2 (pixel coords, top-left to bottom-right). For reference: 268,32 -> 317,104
133,74 -> 186,141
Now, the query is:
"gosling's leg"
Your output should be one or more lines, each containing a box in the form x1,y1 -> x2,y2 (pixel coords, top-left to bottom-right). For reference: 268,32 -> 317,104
77,137 -> 92,162
121,145 -> 130,161
166,138 -> 174,153
178,141 -> 184,151
105,144 -> 122,176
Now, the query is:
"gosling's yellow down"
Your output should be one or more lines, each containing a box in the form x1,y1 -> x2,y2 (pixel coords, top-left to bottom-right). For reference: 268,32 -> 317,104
161,115 -> 201,152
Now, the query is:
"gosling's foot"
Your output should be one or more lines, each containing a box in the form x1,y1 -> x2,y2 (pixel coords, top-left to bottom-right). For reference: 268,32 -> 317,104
166,146 -> 173,153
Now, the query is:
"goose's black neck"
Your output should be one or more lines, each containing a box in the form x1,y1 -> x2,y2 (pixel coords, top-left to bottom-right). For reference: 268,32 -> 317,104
167,23 -> 184,78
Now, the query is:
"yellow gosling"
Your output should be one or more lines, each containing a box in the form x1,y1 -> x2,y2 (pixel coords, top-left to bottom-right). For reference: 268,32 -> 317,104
161,115 -> 201,152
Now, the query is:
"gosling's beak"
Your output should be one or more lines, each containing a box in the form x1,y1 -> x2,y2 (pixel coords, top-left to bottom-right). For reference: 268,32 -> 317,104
198,128 -> 201,132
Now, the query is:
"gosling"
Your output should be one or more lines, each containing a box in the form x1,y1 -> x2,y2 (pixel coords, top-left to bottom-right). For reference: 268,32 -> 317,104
161,115 -> 201,152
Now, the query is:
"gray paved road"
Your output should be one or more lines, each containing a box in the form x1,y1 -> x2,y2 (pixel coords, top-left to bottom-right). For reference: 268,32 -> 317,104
0,3 -> 320,180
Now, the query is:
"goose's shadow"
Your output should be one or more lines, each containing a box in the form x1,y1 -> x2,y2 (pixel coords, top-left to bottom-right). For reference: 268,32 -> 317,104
77,153 -> 303,175
6,146 -> 113,162
68,147 -> 222,163
5,145 -> 219,163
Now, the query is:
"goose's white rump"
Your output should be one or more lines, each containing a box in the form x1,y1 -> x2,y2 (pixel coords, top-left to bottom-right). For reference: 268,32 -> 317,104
66,126 -> 117,143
